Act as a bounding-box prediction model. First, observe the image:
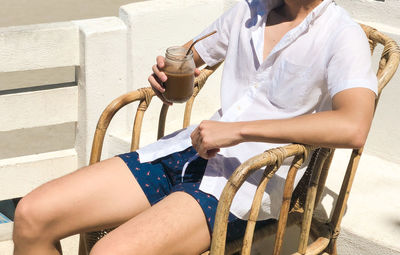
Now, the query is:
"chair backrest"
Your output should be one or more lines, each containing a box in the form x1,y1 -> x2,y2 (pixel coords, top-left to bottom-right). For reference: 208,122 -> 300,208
321,24 -> 400,253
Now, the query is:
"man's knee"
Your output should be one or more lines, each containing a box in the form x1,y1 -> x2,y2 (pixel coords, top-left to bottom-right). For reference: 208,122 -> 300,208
13,195 -> 54,244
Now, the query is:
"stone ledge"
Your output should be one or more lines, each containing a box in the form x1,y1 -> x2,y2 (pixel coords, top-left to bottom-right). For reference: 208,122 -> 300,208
335,0 -> 400,29
0,222 -> 12,242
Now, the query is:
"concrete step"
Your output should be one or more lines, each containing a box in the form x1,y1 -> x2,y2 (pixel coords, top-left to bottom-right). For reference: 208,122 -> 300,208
0,86 -> 77,132
0,122 -> 75,160
0,149 -> 77,201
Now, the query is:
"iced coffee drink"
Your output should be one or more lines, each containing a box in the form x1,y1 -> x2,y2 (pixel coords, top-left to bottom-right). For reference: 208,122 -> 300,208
162,46 -> 195,103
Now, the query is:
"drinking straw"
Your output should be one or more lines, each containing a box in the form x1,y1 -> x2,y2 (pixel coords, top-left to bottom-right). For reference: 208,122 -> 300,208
186,30 -> 217,55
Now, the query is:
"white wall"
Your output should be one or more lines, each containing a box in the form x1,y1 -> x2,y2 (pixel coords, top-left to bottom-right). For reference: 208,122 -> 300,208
0,16 -> 129,255
108,0 -> 239,156
336,0 -> 400,164
73,17 -> 128,167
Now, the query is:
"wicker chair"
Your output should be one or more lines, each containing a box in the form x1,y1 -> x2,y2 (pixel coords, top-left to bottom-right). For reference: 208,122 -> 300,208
78,24 -> 400,255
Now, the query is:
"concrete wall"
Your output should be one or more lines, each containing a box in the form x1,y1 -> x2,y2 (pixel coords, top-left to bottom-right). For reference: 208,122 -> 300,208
72,17 -> 128,167
0,0 -> 145,27
0,15 -> 129,190
335,0 -> 400,164
0,16 -> 129,255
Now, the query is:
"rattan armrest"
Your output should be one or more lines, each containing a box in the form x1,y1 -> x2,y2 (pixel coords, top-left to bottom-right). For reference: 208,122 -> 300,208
89,87 -> 155,164
210,144 -> 316,254
90,62 -> 223,165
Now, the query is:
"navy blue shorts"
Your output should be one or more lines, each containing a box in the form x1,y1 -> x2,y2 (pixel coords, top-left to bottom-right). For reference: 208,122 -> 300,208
117,147 -> 273,241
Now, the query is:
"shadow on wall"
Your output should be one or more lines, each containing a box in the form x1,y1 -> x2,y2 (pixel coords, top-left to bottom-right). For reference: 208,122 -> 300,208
250,185 -> 342,254
314,186 -> 346,222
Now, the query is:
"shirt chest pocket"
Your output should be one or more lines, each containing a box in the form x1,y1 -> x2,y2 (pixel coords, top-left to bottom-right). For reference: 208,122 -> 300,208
268,60 -> 321,111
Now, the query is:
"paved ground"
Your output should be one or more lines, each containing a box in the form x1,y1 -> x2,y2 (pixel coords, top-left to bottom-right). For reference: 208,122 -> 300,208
0,0 -> 145,28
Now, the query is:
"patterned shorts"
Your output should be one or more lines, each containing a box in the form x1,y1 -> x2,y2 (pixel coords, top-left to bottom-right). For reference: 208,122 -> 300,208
117,147 -> 273,241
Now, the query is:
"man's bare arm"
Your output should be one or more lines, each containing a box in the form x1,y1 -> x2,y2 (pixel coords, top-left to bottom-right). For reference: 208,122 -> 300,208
191,88 -> 376,158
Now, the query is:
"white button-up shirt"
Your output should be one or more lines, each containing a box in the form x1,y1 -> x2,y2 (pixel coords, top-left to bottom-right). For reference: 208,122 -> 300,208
138,0 -> 377,220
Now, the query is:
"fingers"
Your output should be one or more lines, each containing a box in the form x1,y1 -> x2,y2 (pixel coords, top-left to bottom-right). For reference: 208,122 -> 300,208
149,56 -> 166,92
149,56 -> 200,105
148,56 -> 172,105
148,75 -> 172,106
191,127 -> 204,157
156,56 -> 165,69
154,56 -> 167,85
148,73 -> 164,93
190,124 -> 219,159
194,68 -> 201,77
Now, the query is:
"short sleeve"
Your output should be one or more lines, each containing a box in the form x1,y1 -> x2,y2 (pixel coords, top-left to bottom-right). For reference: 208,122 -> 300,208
193,1 -> 244,66
326,24 -> 378,98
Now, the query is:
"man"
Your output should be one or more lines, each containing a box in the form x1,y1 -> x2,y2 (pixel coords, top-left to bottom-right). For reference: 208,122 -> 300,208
13,0 -> 377,254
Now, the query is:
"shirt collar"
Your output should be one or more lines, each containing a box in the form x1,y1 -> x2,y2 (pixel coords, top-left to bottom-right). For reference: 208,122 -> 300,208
250,0 -> 334,66
263,0 -> 333,21
292,0 -> 334,34
248,0 -> 282,67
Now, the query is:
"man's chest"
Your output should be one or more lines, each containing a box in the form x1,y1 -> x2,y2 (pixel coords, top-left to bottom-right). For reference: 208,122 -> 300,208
262,12 -> 304,62
225,26 -> 328,112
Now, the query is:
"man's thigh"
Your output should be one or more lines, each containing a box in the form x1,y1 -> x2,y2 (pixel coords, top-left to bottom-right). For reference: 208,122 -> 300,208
90,191 -> 210,255
16,156 -> 151,240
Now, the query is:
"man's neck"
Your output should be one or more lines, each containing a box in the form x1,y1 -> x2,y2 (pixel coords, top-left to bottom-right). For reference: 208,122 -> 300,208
279,0 -> 323,21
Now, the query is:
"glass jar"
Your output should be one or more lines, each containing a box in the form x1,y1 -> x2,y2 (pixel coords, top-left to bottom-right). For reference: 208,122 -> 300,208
162,46 -> 195,103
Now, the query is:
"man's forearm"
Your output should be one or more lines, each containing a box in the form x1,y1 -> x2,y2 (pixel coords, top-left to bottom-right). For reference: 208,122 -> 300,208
239,109 -> 370,149
191,79 -> 375,159
238,88 -> 376,149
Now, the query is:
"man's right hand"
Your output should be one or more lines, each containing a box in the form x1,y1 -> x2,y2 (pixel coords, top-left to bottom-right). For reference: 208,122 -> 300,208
148,56 -> 172,105
148,54 -> 201,105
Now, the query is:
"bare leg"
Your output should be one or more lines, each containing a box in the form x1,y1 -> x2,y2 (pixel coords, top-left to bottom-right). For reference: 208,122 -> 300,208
13,157 -> 150,255
90,191 -> 210,255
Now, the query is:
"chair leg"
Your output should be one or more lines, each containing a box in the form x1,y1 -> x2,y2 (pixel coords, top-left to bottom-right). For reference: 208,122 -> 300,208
79,234 -> 88,255
325,237 -> 338,255
330,240 -> 338,255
